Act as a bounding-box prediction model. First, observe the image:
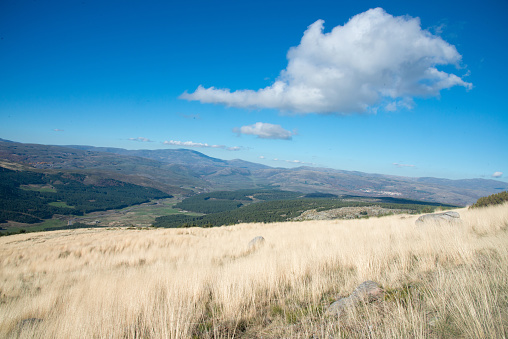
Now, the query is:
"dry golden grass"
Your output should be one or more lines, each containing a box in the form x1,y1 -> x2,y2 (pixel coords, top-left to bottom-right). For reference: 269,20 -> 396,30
1,203 -> 507,338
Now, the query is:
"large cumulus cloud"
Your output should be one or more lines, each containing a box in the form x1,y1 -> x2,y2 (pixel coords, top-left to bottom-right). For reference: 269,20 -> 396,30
180,8 -> 472,114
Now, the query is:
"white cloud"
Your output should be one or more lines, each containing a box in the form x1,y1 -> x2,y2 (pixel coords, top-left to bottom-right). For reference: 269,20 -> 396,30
53,129 -> 64,132
393,163 -> 416,168
492,171 -> 503,178
128,137 -> 153,142
163,140 -> 240,151
233,122 -> 295,140
163,140 -> 221,148
181,8 -> 472,114
273,158 -> 313,165
259,156 -> 265,159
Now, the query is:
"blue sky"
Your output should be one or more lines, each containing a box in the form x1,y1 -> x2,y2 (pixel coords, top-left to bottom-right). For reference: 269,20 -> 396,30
1,0 -> 507,181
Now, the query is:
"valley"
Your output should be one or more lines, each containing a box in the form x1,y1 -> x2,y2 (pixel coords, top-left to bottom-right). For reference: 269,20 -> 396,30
1,139 -> 507,235
68,197 -> 203,228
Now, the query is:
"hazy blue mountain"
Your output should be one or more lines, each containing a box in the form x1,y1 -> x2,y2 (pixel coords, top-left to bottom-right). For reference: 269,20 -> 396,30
66,146 -> 270,174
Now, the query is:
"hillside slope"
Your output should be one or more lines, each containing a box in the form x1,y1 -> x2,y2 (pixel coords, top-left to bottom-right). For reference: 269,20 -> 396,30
1,203 -> 507,338
0,141 -> 206,195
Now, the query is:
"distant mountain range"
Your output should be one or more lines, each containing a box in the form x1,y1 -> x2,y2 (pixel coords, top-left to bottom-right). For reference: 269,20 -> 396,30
1,139 -> 506,206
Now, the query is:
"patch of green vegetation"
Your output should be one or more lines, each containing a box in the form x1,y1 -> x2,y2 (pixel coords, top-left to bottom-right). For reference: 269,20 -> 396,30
174,189 -> 304,214
0,218 -> 70,236
20,185 -> 57,193
62,197 -> 204,229
133,207 -> 179,216
470,191 -> 508,209
175,198 -> 243,214
384,283 -> 422,307
269,302 -> 323,325
304,192 -> 338,198
48,201 -> 75,208
39,218 -> 67,229
269,304 -> 284,317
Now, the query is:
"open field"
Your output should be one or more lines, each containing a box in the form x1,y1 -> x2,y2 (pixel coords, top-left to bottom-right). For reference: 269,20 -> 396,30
19,185 -> 57,193
1,203 -> 507,338
71,197 -> 202,228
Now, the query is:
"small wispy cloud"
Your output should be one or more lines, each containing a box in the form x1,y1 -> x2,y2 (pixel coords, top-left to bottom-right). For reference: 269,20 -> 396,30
492,171 -> 503,178
163,140 -> 221,148
429,23 -> 446,35
128,137 -> 153,142
273,158 -> 313,165
163,140 -> 241,151
393,163 -> 416,168
233,122 -> 295,140
53,129 -> 64,132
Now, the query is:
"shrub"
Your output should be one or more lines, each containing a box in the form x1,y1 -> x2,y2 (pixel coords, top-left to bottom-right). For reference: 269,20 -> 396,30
470,191 -> 508,209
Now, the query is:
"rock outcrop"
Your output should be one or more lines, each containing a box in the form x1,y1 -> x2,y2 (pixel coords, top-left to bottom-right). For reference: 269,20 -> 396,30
325,280 -> 384,317
415,211 -> 460,225
294,206 -> 411,221
247,236 -> 265,251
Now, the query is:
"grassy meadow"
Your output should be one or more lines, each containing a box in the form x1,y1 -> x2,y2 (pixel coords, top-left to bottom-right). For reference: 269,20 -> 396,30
72,197 -> 196,228
1,203 -> 507,338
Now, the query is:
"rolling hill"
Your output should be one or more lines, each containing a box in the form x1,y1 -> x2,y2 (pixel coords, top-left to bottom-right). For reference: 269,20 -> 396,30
64,144 -> 508,206
1,139 -> 507,206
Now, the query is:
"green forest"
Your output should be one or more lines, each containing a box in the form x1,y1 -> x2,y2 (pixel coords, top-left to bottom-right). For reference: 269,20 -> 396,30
0,167 -> 171,224
173,189 -> 303,214
154,190 -> 454,228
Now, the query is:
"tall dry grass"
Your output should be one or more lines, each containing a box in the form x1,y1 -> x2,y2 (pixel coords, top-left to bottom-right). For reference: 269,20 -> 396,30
1,203 -> 507,338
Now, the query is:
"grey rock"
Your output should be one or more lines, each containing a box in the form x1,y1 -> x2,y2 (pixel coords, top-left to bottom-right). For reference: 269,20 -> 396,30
294,206 -> 412,221
325,296 -> 356,317
415,211 -> 460,225
325,280 -> 384,317
248,236 -> 265,250
350,280 -> 384,302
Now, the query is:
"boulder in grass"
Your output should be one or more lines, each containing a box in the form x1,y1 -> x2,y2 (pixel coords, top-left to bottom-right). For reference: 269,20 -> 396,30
349,280 -> 385,302
325,296 -> 357,317
325,280 -> 384,317
248,236 -> 265,251
415,211 -> 460,226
